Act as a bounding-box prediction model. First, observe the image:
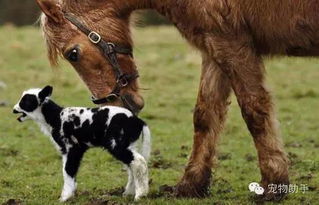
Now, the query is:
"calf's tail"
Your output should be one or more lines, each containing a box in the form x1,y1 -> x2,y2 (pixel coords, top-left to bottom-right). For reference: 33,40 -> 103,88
141,124 -> 151,161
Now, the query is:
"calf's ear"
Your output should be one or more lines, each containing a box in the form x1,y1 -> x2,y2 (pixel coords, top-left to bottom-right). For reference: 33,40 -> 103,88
39,85 -> 53,102
36,0 -> 64,24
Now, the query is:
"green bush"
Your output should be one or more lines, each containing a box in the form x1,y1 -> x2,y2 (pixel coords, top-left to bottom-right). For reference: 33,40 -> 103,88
0,0 -> 40,26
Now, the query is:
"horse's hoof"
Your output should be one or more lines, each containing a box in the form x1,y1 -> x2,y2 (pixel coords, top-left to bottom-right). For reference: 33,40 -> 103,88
258,180 -> 289,202
174,181 -> 210,198
259,190 -> 288,202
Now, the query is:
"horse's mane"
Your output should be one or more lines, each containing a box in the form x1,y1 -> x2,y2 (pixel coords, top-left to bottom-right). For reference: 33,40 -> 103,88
40,14 -> 62,66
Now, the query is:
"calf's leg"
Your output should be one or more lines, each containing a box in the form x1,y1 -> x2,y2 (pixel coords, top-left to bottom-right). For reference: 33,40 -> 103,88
123,166 -> 135,196
60,146 -> 86,202
109,148 -> 148,200
129,150 -> 148,201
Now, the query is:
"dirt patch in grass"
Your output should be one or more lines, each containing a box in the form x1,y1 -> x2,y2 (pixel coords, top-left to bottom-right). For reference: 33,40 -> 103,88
177,153 -> 188,158
2,199 -> 23,205
244,153 -> 256,162
288,152 -> 300,165
180,145 -> 189,151
285,141 -> 303,148
78,189 -> 124,205
85,199 -> 108,205
0,101 -> 9,107
150,150 -> 172,169
214,178 -> 233,194
155,184 -> 174,198
0,147 -> 19,157
85,199 -> 121,205
96,187 -> 124,197
291,90 -> 319,99
150,156 -> 172,169
218,153 -> 232,161
298,173 -> 313,180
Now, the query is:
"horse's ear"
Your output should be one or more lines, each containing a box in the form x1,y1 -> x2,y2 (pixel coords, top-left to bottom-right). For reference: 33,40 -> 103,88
36,0 -> 64,24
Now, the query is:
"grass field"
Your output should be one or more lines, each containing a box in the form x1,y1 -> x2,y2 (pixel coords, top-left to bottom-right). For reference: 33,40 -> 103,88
0,25 -> 318,205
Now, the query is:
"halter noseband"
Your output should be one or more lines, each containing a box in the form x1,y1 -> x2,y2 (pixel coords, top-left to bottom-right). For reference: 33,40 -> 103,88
64,13 -> 139,110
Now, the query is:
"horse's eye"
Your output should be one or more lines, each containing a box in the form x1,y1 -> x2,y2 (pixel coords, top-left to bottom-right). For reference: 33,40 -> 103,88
67,47 -> 79,62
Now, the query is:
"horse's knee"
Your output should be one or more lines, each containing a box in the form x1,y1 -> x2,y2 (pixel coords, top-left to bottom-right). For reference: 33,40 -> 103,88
193,105 -> 211,132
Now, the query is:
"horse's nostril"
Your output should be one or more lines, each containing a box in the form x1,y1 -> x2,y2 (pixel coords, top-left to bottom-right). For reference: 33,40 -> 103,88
13,109 -> 19,114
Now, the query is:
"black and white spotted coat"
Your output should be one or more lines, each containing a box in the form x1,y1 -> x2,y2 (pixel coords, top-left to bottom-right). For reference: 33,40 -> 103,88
13,87 -> 151,201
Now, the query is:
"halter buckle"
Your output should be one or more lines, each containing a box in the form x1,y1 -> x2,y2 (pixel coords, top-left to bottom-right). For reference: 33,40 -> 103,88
88,31 -> 101,44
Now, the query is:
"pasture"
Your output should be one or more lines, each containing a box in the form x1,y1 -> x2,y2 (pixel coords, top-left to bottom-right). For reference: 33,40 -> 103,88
0,25 -> 318,204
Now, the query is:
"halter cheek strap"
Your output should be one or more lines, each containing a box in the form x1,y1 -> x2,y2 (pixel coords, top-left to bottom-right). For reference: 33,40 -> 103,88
64,13 -> 139,107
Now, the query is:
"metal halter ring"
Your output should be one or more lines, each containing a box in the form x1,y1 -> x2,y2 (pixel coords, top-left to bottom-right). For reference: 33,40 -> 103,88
104,93 -> 119,102
106,42 -> 115,54
117,76 -> 129,87
91,93 -> 119,104
88,31 -> 101,44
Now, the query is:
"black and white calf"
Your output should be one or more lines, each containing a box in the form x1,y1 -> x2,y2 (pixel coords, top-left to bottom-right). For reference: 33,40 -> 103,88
13,86 -> 151,201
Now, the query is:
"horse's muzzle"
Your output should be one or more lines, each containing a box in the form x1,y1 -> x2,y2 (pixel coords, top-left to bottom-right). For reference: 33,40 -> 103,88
121,93 -> 144,115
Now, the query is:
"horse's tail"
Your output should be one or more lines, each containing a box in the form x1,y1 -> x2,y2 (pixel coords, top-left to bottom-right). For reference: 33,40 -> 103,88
140,124 -> 151,161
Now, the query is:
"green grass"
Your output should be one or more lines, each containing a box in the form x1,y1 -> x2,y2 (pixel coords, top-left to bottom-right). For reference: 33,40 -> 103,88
0,25 -> 318,204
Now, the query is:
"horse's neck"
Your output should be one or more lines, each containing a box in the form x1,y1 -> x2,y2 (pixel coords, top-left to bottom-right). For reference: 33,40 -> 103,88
142,0 -> 213,49
140,0 -> 187,22
125,0 -> 222,49
131,0 -> 194,23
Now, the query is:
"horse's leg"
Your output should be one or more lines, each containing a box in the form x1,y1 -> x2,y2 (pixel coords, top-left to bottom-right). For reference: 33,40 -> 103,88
213,36 -> 289,201
175,55 -> 232,197
232,68 -> 289,201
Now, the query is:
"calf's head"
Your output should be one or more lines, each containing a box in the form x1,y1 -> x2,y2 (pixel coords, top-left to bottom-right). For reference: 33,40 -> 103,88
13,86 -> 53,122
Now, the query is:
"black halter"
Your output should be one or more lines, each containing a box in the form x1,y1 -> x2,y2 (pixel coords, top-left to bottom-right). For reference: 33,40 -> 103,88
64,13 -> 139,109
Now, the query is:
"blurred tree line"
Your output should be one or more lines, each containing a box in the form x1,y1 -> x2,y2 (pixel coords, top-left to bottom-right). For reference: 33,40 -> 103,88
0,0 -> 169,26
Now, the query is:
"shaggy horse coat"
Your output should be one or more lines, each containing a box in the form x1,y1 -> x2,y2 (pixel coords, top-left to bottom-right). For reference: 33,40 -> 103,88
13,86 -> 151,201
36,0 -> 319,201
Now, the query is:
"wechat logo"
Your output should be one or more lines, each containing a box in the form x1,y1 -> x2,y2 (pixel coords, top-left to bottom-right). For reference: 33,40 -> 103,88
249,182 -> 264,195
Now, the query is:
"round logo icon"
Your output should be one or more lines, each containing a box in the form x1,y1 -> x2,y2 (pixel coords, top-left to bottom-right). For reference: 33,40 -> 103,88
248,182 -> 265,195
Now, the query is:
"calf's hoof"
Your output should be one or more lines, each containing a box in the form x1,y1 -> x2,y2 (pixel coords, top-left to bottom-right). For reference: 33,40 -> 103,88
59,192 -> 74,202
123,189 -> 135,197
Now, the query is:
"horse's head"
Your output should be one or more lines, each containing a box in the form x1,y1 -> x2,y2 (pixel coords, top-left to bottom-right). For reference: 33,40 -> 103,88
37,0 -> 144,113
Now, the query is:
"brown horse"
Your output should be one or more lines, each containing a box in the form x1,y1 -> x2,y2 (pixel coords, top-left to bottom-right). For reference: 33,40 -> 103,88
36,0 -> 319,201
